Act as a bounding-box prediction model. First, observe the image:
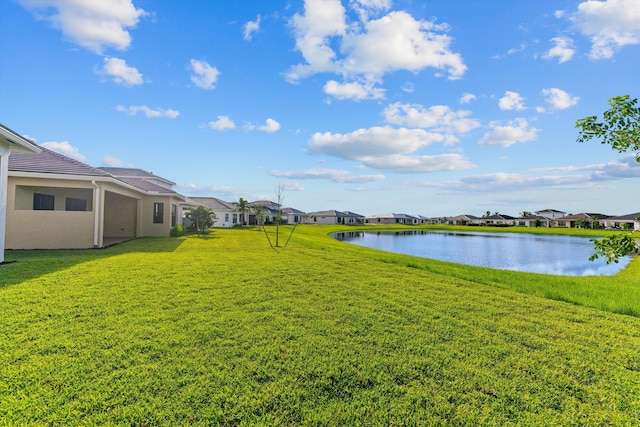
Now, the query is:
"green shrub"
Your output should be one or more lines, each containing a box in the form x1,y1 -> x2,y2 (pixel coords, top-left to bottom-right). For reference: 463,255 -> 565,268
170,224 -> 184,237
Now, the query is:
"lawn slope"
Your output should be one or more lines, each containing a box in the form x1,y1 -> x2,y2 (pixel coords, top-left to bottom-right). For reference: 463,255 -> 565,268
1,226 -> 639,425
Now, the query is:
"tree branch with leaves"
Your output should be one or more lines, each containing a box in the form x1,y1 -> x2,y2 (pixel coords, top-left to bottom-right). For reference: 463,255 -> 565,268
576,95 -> 640,263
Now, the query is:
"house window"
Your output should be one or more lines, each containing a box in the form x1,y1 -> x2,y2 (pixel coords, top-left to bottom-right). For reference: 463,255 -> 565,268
33,193 -> 55,210
153,202 -> 164,224
232,214 -> 238,224
294,215 -> 299,223
65,197 -> 87,211
171,204 -> 177,227
225,213 -> 229,222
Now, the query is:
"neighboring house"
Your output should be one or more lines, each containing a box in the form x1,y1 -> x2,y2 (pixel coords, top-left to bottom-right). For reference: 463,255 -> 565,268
482,214 -> 517,225
602,212 -> 640,230
98,167 -> 188,229
7,147 -> 185,249
365,213 -> 418,225
282,207 -> 306,224
427,217 -> 447,224
557,213 -> 609,228
535,209 -> 566,219
516,215 -> 552,227
414,215 -> 430,225
305,210 -> 363,224
186,196 -> 238,227
1,125 -> 41,262
448,214 -> 481,225
248,200 -> 281,225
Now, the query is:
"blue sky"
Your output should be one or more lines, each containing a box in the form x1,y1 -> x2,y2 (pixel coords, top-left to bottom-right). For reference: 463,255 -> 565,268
1,0 -> 638,217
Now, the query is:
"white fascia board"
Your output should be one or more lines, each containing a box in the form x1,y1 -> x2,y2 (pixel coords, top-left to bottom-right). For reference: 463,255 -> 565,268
0,126 -> 41,153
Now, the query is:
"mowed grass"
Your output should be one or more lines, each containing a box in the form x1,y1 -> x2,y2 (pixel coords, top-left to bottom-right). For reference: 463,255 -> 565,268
1,226 -> 639,425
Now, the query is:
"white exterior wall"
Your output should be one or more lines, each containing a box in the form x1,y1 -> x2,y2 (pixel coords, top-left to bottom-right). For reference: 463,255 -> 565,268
0,146 -> 9,262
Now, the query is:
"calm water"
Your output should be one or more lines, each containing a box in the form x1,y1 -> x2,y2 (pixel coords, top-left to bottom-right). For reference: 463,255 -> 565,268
333,230 -> 631,276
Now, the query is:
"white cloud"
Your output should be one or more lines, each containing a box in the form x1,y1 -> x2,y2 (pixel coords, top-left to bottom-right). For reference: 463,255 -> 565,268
205,115 -> 235,131
307,126 -> 474,173
590,155 -> 640,180
176,183 -> 246,197
269,168 -> 385,183
190,59 -> 220,90
341,11 -> 466,79
478,118 -> 539,147
257,118 -> 281,133
244,15 -> 261,41
282,182 -> 305,192
17,0 -> 145,54
99,57 -> 143,86
360,153 -> 474,173
422,155 -> 640,194
323,79 -> 385,100
541,88 -> 579,110
116,105 -> 179,118
41,141 -> 86,161
101,155 -> 126,167
543,36 -> 576,63
571,0 -> 640,59
498,91 -> 526,111
287,2 -> 466,89
288,0 -> 346,81
383,103 -> 480,135
460,93 -> 477,104
402,82 -> 415,93
308,126 -> 443,160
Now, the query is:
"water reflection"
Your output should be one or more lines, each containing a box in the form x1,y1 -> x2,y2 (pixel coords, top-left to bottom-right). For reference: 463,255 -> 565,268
333,230 -> 630,276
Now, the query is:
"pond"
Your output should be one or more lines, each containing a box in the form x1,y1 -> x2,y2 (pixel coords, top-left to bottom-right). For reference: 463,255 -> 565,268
332,230 -> 631,276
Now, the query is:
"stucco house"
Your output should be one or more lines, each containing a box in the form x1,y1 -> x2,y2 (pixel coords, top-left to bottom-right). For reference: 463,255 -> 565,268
602,212 -> 640,230
482,214 -> 517,225
448,214 -> 481,225
282,207 -> 306,224
1,125 -> 41,262
535,209 -> 566,219
516,215 -> 552,227
365,213 -> 419,225
7,147 -> 186,249
187,196 -> 239,227
305,210 -> 363,225
247,200 -> 281,225
557,213 -> 609,228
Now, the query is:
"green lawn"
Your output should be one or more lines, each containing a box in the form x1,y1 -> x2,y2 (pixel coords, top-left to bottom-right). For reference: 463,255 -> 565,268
2,226 -> 639,425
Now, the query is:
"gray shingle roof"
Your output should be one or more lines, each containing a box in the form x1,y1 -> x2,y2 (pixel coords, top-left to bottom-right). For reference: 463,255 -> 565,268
188,197 -> 236,211
98,167 -> 176,186
9,146 -> 181,197
9,147 -> 111,177
604,212 -> 640,221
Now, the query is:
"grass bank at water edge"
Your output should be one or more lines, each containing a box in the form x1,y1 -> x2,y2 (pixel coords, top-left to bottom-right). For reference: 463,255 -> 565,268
1,225 -> 639,425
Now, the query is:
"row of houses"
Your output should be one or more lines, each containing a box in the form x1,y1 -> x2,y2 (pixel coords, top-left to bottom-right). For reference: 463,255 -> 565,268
443,210 -> 640,230
1,123 -> 638,255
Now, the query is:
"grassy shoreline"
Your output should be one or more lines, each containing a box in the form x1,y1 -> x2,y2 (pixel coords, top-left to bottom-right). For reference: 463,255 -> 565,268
2,225 -> 639,425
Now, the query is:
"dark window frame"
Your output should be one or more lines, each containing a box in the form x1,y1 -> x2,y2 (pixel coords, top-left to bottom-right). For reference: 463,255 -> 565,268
33,193 -> 55,210
153,202 -> 164,224
65,197 -> 87,211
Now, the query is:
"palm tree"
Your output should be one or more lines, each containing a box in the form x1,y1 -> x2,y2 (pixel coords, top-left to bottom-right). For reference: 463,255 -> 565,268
236,197 -> 249,226
185,205 -> 217,235
252,205 -> 265,227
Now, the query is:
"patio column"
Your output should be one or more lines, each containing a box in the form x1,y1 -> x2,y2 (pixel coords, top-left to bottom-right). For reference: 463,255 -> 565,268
0,146 -> 10,263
